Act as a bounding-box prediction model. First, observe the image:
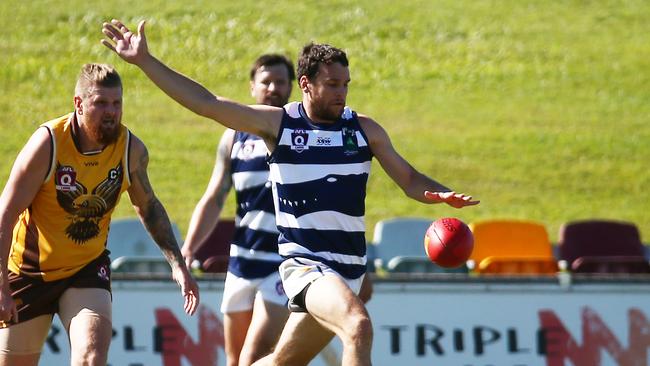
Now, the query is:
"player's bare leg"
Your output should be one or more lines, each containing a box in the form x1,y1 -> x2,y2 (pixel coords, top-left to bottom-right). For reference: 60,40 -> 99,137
358,275 -> 373,304
0,315 -> 52,366
224,310 -> 253,366
305,275 -> 372,366
252,312 -> 335,366
0,353 -> 40,366
253,274 -> 372,366
59,288 -> 112,366
238,296 -> 288,365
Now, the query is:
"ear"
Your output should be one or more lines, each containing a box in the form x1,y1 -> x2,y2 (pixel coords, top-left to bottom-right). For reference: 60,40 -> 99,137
250,80 -> 256,98
299,75 -> 310,93
73,96 -> 83,115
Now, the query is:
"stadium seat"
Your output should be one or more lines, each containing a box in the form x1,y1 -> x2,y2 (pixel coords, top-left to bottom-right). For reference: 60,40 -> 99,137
468,219 -> 558,274
477,256 -> 558,275
201,255 -> 230,273
558,219 -> 649,274
386,256 -> 468,274
192,219 -> 235,271
571,256 -> 650,274
366,243 -> 377,273
371,217 -> 431,271
371,217 -> 461,273
107,217 -> 183,258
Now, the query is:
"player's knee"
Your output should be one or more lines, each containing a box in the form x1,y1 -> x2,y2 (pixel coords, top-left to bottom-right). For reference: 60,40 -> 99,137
70,328 -> 111,366
343,311 -> 373,346
71,348 -> 108,366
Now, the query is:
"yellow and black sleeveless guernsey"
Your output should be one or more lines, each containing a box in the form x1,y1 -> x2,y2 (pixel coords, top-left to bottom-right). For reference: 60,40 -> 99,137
9,113 -> 131,282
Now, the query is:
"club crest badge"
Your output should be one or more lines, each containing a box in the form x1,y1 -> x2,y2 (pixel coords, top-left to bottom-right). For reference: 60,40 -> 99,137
342,127 -> 359,156
55,166 -> 78,192
291,129 -> 309,153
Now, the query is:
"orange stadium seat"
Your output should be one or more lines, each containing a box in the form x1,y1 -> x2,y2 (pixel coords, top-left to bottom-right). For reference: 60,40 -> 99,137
468,219 -> 558,275
477,256 -> 559,274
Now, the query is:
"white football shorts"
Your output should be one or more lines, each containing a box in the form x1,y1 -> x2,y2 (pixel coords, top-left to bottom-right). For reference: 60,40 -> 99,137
220,271 -> 287,313
279,257 -> 364,301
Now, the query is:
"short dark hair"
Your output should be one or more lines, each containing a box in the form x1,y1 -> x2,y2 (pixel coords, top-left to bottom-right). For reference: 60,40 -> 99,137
249,54 -> 295,81
297,43 -> 349,81
75,63 -> 122,97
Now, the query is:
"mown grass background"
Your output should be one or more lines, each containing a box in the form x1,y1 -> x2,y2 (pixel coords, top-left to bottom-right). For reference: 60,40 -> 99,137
1,0 -> 648,244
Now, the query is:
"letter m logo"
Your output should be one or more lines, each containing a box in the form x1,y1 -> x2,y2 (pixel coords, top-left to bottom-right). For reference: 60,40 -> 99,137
539,307 -> 650,366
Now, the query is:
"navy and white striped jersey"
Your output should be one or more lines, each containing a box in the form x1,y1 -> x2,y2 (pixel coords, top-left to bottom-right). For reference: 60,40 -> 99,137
229,131 -> 282,278
268,102 -> 374,280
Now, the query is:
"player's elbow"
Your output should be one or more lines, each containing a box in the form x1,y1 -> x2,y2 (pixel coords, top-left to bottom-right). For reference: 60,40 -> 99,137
195,95 -> 220,119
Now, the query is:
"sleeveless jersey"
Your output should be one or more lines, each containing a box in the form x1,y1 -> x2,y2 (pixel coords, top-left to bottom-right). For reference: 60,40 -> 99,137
10,113 -> 131,282
268,102 -> 373,279
229,131 -> 282,278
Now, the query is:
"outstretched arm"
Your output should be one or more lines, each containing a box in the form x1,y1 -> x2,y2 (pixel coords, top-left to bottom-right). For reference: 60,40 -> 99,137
181,129 -> 235,268
127,135 -> 199,315
101,19 -> 282,147
360,116 -> 479,208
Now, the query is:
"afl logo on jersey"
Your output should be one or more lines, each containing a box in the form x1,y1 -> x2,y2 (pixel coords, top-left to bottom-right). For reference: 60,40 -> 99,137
290,129 -> 309,153
55,166 -> 77,192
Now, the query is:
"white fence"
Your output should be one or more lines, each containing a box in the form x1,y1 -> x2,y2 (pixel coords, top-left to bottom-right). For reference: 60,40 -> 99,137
41,275 -> 650,366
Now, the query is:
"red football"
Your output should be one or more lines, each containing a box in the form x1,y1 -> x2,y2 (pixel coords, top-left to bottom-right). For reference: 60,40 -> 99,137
424,217 -> 474,268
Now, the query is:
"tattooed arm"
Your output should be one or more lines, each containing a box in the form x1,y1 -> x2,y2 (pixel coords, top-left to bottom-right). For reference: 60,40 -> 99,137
181,128 -> 235,268
127,135 -> 199,315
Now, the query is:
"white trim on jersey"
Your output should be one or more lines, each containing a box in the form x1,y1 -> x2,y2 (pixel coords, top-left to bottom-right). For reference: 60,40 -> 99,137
44,125 -> 57,183
269,161 -> 371,184
124,130 -> 131,187
276,128 -> 368,148
229,244 -> 283,261
232,170 -> 270,191
236,210 -> 278,234
276,210 -> 365,232
278,242 -> 367,266
232,138 -> 269,160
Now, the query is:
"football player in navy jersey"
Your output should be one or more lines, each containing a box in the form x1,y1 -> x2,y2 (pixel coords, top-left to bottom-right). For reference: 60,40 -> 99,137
103,19 -> 478,366
181,54 -> 294,366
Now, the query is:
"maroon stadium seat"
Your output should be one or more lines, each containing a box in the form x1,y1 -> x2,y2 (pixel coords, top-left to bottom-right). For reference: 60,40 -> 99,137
558,220 -> 649,274
201,255 -> 230,273
571,256 -> 650,274
193,219 -> 235,273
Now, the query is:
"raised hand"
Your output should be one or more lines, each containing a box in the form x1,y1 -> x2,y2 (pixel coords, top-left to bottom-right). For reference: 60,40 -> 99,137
101,19 -> 149,65
424,190 -> 480,208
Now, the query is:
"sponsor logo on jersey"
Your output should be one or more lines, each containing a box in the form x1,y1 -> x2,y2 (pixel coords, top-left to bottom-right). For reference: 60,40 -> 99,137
316,136 -> 332,146
97,263 -> 110,281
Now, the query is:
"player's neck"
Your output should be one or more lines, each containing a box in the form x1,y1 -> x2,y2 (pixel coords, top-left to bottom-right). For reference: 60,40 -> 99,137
300,101 -> 337,125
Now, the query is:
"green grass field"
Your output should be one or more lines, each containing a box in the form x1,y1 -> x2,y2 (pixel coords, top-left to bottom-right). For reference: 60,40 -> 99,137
1,0 -> 648,244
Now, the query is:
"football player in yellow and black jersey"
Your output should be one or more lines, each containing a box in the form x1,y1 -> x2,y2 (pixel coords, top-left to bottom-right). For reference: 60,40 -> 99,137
0,63 -> 199,366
